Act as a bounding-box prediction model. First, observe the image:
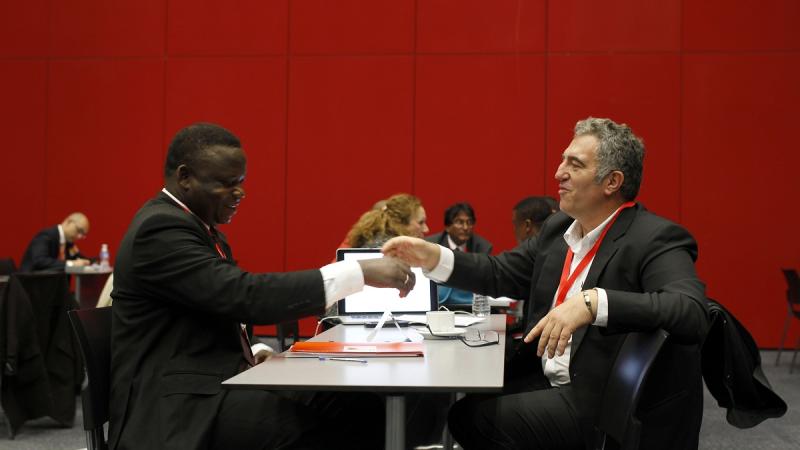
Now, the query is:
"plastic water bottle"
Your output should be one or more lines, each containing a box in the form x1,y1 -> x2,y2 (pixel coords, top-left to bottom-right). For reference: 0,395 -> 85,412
99,243 -> 110,269
472,293 -> 490,317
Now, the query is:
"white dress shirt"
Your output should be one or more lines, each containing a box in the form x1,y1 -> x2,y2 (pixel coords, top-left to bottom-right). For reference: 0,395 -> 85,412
426,207 -> 627,387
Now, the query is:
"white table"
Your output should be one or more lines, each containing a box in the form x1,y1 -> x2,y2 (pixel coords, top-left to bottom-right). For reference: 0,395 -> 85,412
65,265 -> 111,308
223,314 -> 507,450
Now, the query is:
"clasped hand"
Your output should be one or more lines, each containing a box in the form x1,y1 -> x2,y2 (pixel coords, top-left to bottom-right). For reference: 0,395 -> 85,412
524,292 -> 594,358
358,257 -> 416,297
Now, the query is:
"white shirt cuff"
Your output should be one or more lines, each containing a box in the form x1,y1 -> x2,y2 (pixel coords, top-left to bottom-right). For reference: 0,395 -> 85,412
425,245 -> 454,283
593,288 -> 609,327
250,342 -> 274,355
320,260 -> 365,309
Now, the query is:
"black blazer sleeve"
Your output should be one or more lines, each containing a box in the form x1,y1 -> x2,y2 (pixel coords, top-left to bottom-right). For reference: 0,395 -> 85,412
116,208 -> 325,324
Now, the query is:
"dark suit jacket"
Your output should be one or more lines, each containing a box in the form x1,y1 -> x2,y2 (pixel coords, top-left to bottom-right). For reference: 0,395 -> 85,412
425,231 -> 493,254
445,204 -> 709,450
702,300 -> 787,428
0,273 -> 81,436
20,226 -> 85,272
109,193 -> 326,450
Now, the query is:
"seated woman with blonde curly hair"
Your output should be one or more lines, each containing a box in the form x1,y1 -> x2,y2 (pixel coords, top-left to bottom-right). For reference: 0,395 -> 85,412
344,193 -> 429,248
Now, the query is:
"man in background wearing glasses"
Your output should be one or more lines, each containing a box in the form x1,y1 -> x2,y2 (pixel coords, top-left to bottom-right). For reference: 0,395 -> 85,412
425,202 -> 493,254
20,212 -> 91,272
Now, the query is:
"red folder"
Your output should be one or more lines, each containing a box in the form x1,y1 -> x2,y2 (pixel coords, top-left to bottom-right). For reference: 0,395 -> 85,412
289,341 -> 424,357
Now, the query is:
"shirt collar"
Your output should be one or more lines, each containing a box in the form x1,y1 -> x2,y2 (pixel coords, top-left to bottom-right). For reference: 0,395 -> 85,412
162,187 -> 211,231
446,234 -> 466,252
563,205 -> 625,259
57,224 -> 65,245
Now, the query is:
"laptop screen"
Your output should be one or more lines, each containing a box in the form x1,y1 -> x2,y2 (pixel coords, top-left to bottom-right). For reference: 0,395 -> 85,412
336,248 -> 437,315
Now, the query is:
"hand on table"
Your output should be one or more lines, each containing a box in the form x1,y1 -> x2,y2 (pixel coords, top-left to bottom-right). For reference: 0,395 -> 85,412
358,257 -> 416,297
251,342 -> 275,365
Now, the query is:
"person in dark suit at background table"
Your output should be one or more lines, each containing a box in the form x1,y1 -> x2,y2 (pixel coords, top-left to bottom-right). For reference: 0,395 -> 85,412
425,202 -> 493,254
20,212 -> 91,272
109,123 -> 415,450
511,195 -> 558,244
384,117 -> 709,450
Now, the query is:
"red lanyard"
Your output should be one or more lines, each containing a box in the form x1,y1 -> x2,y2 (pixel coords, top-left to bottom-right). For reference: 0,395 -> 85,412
554,202 -> 635,307
175,203 -> 227,260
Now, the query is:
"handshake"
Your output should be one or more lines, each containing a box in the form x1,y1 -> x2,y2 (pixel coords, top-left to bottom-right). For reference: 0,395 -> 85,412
358,237 -> 442,297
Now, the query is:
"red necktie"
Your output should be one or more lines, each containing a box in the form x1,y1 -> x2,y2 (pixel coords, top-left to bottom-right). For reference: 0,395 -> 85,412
210,229 -> 256,367
58,244 -> 66,261
174,200 -> 256,367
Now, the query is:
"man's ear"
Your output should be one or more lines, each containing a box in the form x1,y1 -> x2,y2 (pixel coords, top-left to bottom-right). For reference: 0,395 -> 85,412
176,164 -> 192,191
524,219 -> 534,235
604,170 -> 625,196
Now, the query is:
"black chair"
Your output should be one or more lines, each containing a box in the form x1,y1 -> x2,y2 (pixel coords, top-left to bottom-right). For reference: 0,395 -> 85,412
1,272 -> 81,438
776,268 -> 800,372
594,329 -> 669,450
0,258 -> 16,275
68,307 -> 112,450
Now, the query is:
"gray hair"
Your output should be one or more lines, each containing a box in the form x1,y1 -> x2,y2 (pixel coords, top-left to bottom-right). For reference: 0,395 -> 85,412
574,117 -> 645,201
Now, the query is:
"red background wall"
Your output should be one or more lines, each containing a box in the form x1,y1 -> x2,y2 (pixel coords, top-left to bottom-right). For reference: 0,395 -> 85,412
2,0 -> 798,345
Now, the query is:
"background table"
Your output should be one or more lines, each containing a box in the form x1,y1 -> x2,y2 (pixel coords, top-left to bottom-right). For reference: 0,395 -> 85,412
223,314 -> 507,450
65,266 -> 111,308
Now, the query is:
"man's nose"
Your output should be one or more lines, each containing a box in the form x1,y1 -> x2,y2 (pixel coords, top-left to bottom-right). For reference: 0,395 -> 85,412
234,187 -> 246,199
554,162 -> 568,180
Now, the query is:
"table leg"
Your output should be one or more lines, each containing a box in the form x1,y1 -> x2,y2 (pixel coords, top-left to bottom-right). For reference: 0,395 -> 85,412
442,392 -> 466,449
385,394 -> 405,450
74,275 -> 82,305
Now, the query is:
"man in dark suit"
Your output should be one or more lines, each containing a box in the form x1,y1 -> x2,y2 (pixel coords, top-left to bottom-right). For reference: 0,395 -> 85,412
20,213 -> 91,272
425,202 -> 493,254
511,196 -> 558,244
109,123 -> 414,450
384,117 -> 709,450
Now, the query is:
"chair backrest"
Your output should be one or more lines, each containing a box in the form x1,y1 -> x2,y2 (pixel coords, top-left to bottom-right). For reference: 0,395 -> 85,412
781,268 -> 800,307
594,329 -> 669,450
0,257 -> 16,275
68,307 -> 112,450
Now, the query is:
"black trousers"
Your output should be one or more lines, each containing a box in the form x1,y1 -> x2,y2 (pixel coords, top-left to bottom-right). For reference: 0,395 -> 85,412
210,389 -> 383,450
448,367 -> 584,450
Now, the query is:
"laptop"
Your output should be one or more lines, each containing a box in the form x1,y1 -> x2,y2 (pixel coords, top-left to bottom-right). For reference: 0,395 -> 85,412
335,248 -> 437,324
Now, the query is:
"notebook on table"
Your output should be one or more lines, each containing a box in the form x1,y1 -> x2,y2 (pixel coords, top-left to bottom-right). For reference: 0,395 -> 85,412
289,341 -> 424,357
335,248 -> 437,325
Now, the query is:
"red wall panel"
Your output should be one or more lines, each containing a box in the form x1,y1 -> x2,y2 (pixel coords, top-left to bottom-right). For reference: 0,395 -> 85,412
0,61 -> 47,264
548,0 -> 680,51
290,0 -> 414,54
1,2 -> 798,343
165,57 -> 288,274
0,0 -> 48,57
49,0 -> 165,57
286,56 -> 414,269
546,54 -> 682,222
417,0 -> 546,53
683,0 -> 800,51
415,55 -> 546,253
682,54 -> 800,347
46,59 -> 165,263
168,0 -> 288,56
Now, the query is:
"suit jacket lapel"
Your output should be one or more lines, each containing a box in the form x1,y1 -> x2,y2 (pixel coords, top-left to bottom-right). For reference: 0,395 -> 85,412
571,204 -> 638,356
158,191 -> 228,260
528,239 -> 568,328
